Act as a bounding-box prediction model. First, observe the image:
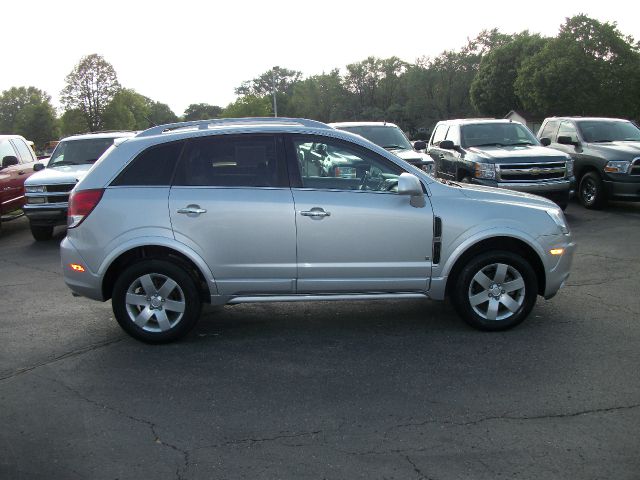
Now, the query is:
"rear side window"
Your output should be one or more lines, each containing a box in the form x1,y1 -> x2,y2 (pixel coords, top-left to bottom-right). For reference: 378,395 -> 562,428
12,138 -> 36,163
173,135 -> 285,187
540,120 -> 560,141
557,121 -> 579,143
444,125 -> 460,145
0,140 -> 17,161
112,141 -> 184,186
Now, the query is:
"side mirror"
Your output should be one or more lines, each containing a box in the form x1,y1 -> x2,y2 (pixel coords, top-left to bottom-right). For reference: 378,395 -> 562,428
540,137 -> 551,147
413,140 -> 427,151
34,163 -> 45,172
2,155 -> 19,168
558,136 -> 579,146
439,140 -> 455,150
398,173 -> 426,208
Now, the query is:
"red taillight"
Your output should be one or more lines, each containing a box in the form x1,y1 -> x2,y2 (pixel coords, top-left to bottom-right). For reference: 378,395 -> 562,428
68,189 -> 104,228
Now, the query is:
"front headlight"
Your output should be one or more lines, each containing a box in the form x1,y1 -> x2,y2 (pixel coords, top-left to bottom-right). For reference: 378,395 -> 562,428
604,161 -> 631,174
546,208 -> 569,235
566,159 -> 574,177
474,163 -> 496,180
26,185 -> 45,193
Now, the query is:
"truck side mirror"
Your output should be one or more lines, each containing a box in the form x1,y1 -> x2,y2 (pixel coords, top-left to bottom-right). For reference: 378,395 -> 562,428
558,136 -> 579,146
2,155 -> 19,168
34,163 -> 46,172
540,137 -> 551,146
439,140 -> 455,150
413,140 -> 427,151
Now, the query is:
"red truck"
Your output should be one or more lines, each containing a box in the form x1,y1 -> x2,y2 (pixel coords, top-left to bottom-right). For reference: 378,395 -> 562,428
0,135 -> 41,232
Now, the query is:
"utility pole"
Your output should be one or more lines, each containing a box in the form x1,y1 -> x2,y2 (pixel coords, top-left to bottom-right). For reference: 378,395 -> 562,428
272,66 -> 278,117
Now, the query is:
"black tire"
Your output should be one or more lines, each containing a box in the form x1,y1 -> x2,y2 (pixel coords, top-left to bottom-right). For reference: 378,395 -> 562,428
30,224 -> 53,241
112,259 -> 202,343
451,251 -> 537,331
578,171 -> 607,209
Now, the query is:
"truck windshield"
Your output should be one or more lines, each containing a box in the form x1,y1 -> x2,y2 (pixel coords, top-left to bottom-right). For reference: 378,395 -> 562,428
338,125 -> 414,150
49,138 -> 115,167
461,123 -> 539,148
577,120 -> 640,142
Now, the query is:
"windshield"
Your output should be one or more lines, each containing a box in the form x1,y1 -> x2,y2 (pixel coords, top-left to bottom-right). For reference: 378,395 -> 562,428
338,125 -> 413,150
461,123 -> 539,148
48,137 -> 116,167
577,120 -> 640,142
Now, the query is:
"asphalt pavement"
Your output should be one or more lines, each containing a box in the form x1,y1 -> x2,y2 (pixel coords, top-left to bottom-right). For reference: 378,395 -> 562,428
1,201 -> 639,480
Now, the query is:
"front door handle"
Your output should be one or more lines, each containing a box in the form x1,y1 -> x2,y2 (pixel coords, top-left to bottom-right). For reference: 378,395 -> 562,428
177,205 -> 207,216
300,208 -> 331,218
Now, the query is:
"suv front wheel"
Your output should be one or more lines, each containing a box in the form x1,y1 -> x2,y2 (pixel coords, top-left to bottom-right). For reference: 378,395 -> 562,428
112,260 -> 202,343
579,171 -> 606,209
452,251 -> 537,331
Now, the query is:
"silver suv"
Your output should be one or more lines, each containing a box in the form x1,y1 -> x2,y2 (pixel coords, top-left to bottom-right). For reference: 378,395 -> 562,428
60,117 -> 576,343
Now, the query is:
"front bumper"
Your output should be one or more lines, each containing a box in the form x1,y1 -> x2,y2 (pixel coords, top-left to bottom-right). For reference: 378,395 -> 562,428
538,234 -> 577,299
473,178 -> 572,204
23,203 -> 68,227
60,236 -> 105,301
603,178 -> 640,201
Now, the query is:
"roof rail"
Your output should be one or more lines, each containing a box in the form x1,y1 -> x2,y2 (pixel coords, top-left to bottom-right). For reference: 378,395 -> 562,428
137,117 -> 331,138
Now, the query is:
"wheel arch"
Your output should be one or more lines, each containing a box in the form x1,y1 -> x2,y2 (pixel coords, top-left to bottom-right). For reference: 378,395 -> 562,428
444,235 -> 546,298
101,243 -> 214,302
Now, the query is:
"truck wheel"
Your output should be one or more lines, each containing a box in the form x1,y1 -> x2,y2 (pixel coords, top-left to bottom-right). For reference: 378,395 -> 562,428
30,225 -> 54,241
579,172 -> 606,209
112,259 -> 202,343
452,251 -> 537,331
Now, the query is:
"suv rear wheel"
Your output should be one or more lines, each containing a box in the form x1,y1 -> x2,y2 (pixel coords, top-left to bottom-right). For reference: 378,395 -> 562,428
112,259 -> 202,343
452,251 -> 537,331
579,171 -> 606,209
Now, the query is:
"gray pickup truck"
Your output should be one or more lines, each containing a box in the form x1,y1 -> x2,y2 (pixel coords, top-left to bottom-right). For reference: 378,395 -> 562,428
428,119 -> 574,209
537,116 -> 640,209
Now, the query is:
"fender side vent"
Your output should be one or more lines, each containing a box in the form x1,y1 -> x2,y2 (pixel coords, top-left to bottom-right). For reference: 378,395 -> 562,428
433,216 -> 442,264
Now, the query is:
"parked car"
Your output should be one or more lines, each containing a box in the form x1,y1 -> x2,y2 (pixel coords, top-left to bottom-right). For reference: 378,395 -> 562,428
60,117 -> 575,343
427,119 -> 574,209
0,134 -> 39,232
537,117 -> 640,209
329,122 -> 434,174
23,131 -> 135,240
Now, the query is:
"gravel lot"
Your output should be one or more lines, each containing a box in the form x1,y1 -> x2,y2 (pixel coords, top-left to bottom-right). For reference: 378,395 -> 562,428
1,200 -> 639,480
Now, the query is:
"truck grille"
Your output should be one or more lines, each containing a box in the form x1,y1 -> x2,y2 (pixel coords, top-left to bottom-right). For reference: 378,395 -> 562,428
497,162 -> 566,182
27,183 -> 75,205
631,158 -> 640,176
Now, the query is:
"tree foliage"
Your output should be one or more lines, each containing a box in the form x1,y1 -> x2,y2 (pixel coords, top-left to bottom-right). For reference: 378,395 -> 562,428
61,54 -> 121,131
102,89 -> 178,130
183,103 -> 223,121
0,87 -> 59,145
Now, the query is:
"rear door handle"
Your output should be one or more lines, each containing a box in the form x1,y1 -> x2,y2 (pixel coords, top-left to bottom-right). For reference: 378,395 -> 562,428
177,205 -> 207,216
300,208 -> 331,218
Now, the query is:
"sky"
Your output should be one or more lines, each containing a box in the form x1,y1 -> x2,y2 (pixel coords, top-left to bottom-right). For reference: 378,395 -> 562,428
4,0 -> 640,116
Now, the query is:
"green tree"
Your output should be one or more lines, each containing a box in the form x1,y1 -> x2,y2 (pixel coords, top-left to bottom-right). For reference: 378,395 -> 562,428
515,15 -> 640,117
103,89 -> 178,130
60,109 -> 90,137
183,103 -> 223,121
15,103 -> 59,146
147,101 -> 178,126
61,54 -> 121,131
235,66 -> 302,97
288,70 -> 350,122
471,32 -> 548,116
0,87 -> 52,133
222,95 -> 272,117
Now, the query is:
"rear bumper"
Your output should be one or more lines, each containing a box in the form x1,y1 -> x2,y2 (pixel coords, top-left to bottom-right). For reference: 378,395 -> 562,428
60,236 -> 105,301
23,203 -> 68,227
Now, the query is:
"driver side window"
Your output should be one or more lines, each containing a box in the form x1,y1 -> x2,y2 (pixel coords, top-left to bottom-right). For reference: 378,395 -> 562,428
293,137 -> 403,192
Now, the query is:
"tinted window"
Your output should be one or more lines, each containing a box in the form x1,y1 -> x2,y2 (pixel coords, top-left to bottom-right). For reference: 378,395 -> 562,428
337,125 -> 413,150
557,121 -> 579,143
12,138 -> 35,164
112,141 -> 184,186
431,124 -> 448,145
539,120 -> 560,141
461,123 -> 538,147
49,137 -> 116,166
174,135 -> 284,187
0,140 -> 17,163
293,136 -> 403,192
577,120 -> 640,142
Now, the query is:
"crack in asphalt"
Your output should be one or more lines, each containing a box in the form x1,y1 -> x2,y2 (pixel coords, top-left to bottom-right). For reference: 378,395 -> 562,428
405,455 -> 436,480
51,379 -> 190,480
583,293 -> 640,316
565,275 -> 635,287
193,430 -> 324,452
0,337 -> 125,382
